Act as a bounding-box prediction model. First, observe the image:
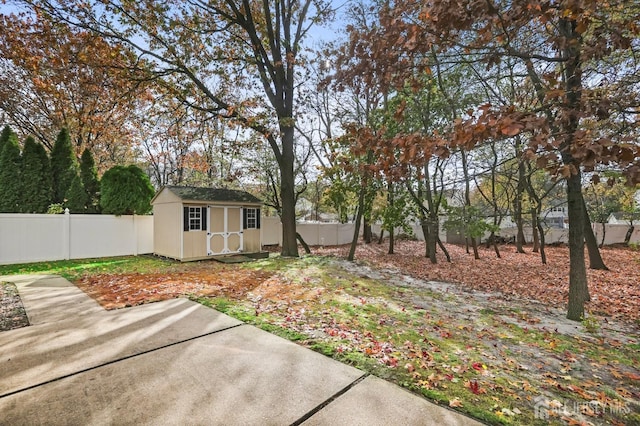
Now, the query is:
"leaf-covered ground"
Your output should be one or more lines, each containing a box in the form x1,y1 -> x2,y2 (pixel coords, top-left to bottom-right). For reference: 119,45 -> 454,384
75,265 -> 275,309
314,241 -> 640,324
0,282 -> 29,332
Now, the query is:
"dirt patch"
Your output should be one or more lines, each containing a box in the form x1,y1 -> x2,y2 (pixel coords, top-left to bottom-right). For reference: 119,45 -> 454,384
248,275 -> 324,304
0,282 -> 29,332
75,265 -> 275,309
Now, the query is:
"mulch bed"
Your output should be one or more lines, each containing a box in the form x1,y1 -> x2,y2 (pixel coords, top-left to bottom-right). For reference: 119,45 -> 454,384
0,282 -> 30,332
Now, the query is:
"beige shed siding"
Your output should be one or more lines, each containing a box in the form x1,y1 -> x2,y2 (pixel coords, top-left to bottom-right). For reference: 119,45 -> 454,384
152,202 -> 181,259
183,230 -> 208,258
243,228 -> 261,252
152,188 -> 182,204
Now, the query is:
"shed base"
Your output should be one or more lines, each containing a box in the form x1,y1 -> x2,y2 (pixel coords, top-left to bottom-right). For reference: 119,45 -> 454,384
152,251 -> 271,263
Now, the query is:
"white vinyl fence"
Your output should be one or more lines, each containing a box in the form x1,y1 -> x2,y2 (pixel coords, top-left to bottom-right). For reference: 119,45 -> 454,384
492,224 -> 640,245
260,217 -> 362,246
2,213 -> 638,266
371,222 -> 640,246
0,212 -> 153,265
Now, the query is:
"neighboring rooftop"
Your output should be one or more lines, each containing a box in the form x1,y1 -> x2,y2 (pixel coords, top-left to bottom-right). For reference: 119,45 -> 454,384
161,185 -> 262,204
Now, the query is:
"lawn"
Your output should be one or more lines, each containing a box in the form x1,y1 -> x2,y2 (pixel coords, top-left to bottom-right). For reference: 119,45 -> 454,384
1,243 -> 639,425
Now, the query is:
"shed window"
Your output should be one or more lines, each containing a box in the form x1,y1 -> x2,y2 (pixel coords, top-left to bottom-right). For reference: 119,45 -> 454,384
243,208 -> 260,229
184,206 -> 207,231
189,207 -> 202,230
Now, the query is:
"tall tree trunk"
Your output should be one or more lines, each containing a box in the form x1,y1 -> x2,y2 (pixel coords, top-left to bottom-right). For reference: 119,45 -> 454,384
513,182 -> 526,253
420,220 -> 431,259
582,197 -> 608,270
561,17 -> 589,321
566,172 -> 589,320
535,215 -> 547,265
600,223 -> 606,248
348,185 -> 366,261
363,218 -> 372,244
531,208 -> 540,252
280,127 -> 298,257
387,182 -> 395,254
427,215 -> 438,263
514,155 -> 526,253
460,150 -> 479,259
624,223 -> 634,244
423,164 -> 438,263
348,149 -> 373,261
377,228 -> 384,244
406,165 -> 438,263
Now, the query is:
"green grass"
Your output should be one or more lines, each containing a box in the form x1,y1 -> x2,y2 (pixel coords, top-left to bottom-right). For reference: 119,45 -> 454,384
0,255 -> 178,281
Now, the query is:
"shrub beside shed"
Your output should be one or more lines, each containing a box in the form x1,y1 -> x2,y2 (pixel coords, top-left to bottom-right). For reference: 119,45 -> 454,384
151,186 -> 264,261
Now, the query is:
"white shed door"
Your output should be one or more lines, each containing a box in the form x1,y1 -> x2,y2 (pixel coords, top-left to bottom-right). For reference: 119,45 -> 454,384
207,206 -> 244,255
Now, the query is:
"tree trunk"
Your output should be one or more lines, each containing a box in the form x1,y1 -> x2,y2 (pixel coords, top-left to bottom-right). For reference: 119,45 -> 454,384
531,208 -> 540,252
296,232 -> 311,254
348,185 -> 365,261
427,216 -> 438,264
460,149 -> 479,259
279,127 -> 299,257
466,236 -> 479,259
489,231 -> 501,258
566,171 -> 589,320
561,16 -> 589,321
420,220 -> 431,260
515,157 -> 526,253
363,218 -> 372,244
600,222 -> 606,248
377,228 -> 384,244
388,228 -> 395,254
582,197 -> 608,270
624,224 -> 634,244
535,216 -> 547,265
437,237 -> 451,262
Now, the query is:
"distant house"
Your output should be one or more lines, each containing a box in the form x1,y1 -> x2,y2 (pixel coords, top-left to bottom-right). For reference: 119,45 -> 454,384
151,186 -> 264,261
542,206 -> 568,229
607,211 -> 640,225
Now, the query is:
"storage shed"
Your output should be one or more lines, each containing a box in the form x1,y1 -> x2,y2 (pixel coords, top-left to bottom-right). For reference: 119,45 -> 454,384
151,186 -> 263,261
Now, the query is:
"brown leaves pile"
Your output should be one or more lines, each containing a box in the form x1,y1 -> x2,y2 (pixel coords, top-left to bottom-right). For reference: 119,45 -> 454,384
315,242 -> 640,324
75,265 -> 274,310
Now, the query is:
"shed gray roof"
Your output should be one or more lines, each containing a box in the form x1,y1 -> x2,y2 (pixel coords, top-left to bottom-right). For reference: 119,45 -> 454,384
164,186 -> 262,204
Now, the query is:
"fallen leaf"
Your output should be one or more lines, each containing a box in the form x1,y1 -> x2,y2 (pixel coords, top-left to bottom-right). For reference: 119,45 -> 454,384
449,398 -> 463,408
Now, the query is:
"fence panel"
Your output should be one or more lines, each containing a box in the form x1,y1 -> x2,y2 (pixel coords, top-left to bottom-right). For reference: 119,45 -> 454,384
0,213 -> 154,265
0,214 -> 67,264
260,217 -> 282,245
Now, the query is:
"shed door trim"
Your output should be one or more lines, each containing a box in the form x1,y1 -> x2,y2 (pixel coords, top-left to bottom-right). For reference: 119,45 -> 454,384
206,206 -> 244,255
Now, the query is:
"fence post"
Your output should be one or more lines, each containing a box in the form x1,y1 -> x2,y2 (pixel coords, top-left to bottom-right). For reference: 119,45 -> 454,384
63,208 -> 71,260
133,214 -> 138,256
